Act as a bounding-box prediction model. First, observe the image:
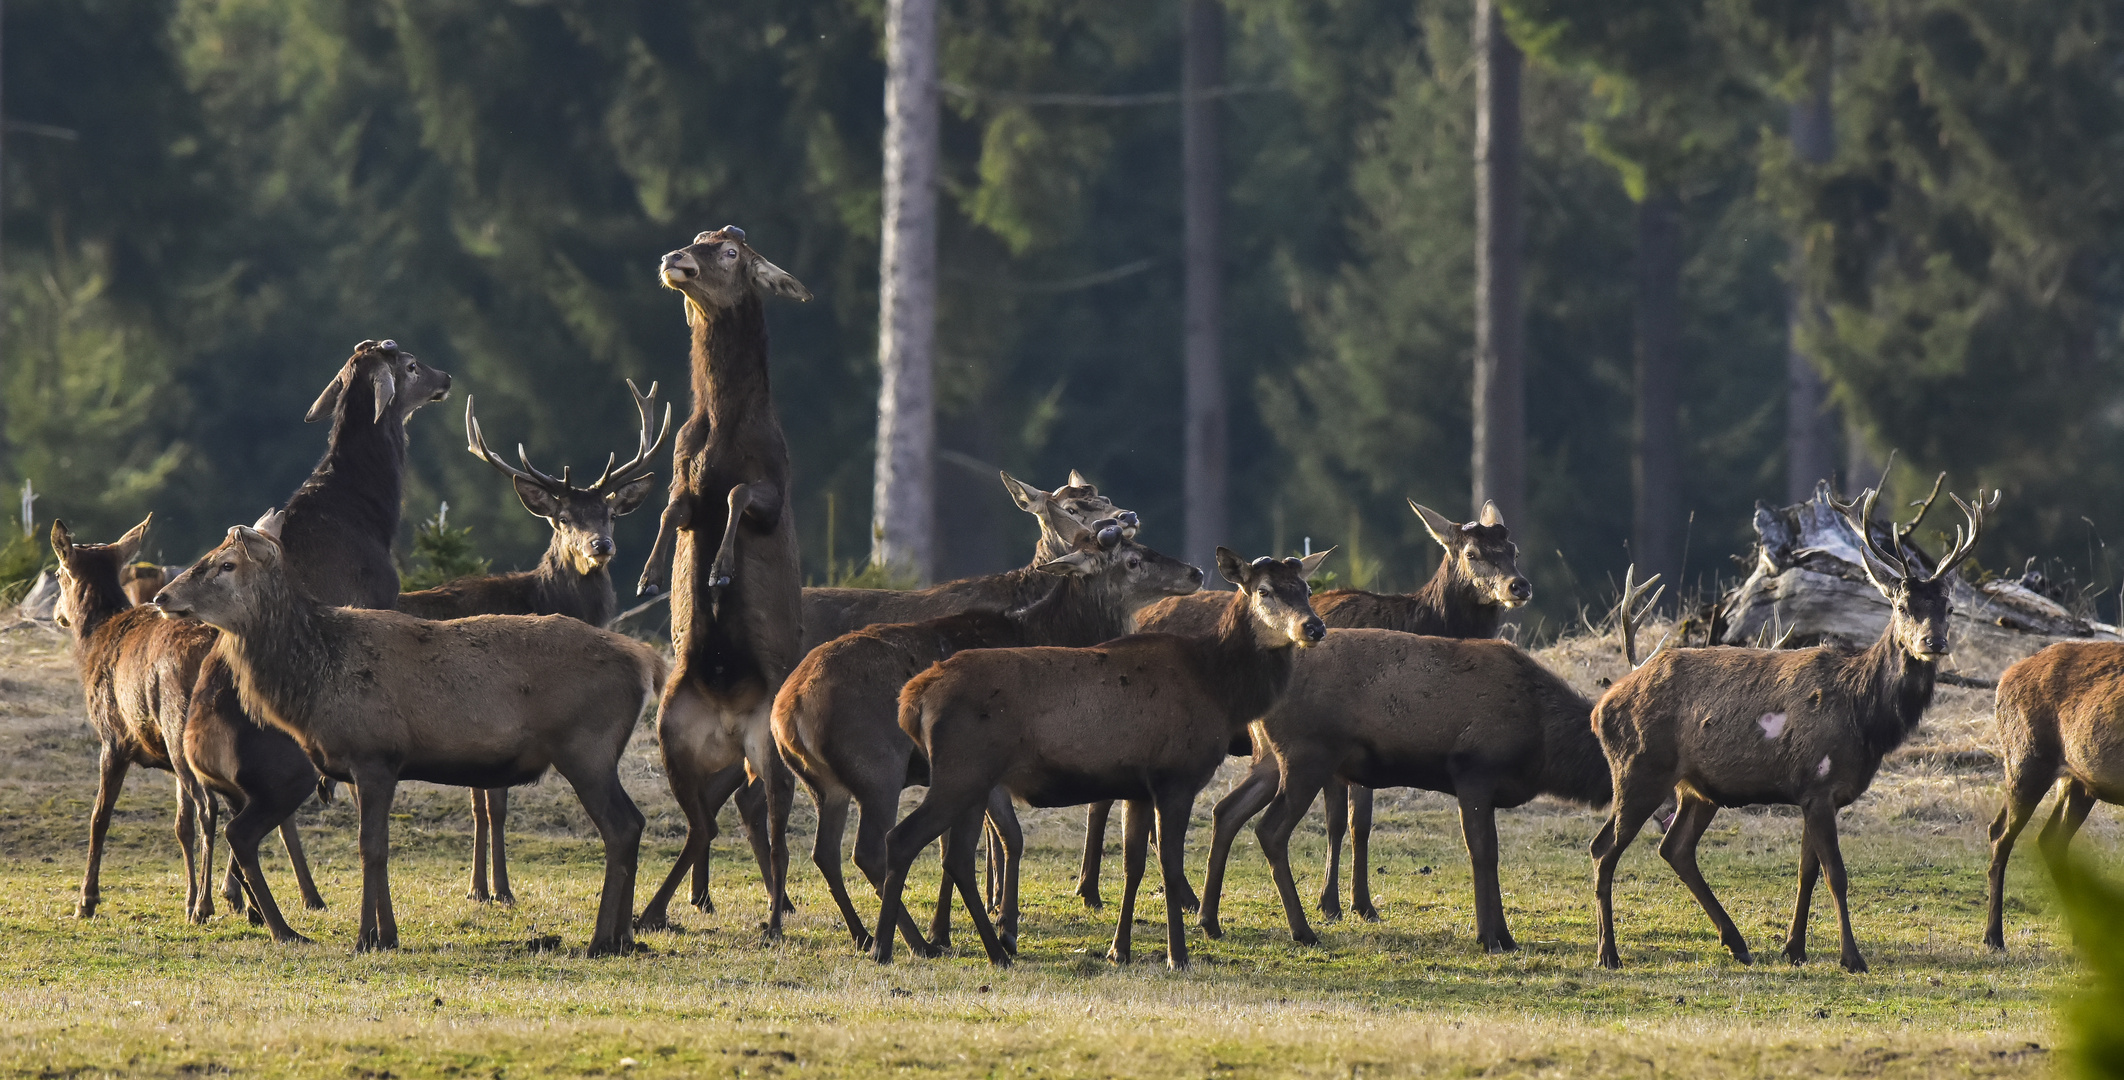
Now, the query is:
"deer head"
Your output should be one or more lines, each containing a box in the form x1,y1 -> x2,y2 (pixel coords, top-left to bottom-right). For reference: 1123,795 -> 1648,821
464,381 -> 670,576
305,340 -> 453,425
659,226 -> 812,319
1001,471 -> 1139,560
1836,481 -> 1997,663
48,515 -> 151,629
1217,548 -> 1331,649
1035,518 -> 1202,596
1411,500 -> 1531,608
154,522 -> 288,630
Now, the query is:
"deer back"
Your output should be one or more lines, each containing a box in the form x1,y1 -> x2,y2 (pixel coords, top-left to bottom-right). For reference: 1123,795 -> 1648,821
1996,642 -> 2124,797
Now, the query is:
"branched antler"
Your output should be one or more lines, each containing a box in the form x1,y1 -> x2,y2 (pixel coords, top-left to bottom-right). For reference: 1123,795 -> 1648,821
466,396 -> 569,495
1618,565 -> 1672,669
590,380 -> 671,494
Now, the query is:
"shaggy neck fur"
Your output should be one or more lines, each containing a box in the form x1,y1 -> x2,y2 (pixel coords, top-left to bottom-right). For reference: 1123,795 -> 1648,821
530,544 -> 616,627
287,373 -> 408,537
1193,589 -> 1298,731
212,567 -> 338,736
1407,556 -> 1506,638
1008,566 -> 1151,648
61,555 -> 134,644
1845,622 -> 1939,760
691,292 -> 772,430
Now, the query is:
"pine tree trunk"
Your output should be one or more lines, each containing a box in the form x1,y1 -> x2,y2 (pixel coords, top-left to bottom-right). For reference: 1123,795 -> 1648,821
1633,186 -> 1683,593
872,0 -> 939,582
1785,46 -> 1838,503
1472,0 -> 1525,529
1182,0 -> 1226,572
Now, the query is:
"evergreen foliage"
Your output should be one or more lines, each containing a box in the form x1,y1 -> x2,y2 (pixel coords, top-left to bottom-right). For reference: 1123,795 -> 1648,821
400,503 -> 490,592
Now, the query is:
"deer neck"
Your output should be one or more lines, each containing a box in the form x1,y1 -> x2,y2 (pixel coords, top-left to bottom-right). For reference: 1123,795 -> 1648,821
299,384 -> 409,534
1199,591 -> 1298,731
1410,560 -> 1503,638
64,566 -> 133,643
532,544 -> 616,627
690,293 -> 773,431
1853,624 -> 1938,757
1009,572 -> 1139,648
213,574 -> 337,735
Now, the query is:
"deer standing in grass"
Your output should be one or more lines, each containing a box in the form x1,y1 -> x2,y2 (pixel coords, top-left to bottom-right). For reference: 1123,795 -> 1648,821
630,227 -> 811,933
873,549 -> 1328,969
1590,483 -> 1992,973
157,516 -> 661,955
398,384 -> 667,904
1117,499 -> 1531,917
1984,642 -> 2124,950
773,514 -> 1201,955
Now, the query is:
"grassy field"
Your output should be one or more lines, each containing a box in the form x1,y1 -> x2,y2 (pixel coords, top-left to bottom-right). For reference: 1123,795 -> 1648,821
0,624 -> 2100,1078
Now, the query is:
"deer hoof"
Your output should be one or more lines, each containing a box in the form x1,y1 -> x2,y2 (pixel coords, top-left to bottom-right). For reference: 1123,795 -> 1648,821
1294,929 -> 1319,947
1728,942 -> 1753,965
1840,952 -> 1869,974
1078,894 -> 1103,911
246,906 -> 266,927
1106,946 -> 1130,965
76,900 -> 96,919
1598,948 -> 1622,970
1782,943 -> 1806,965
632,911 -> 670,933
851,930 -> 875,953
1355,904 -> 1381,922
495,891 -> 515,905
274,929 -> 314,945
1199,916 -> 1224,940
305,898 -> 328,912
1318,905 -> 1344,923
868,942 -> 893,965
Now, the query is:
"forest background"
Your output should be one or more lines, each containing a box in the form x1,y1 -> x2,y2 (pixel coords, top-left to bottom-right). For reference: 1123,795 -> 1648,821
6,0 -> 2122,634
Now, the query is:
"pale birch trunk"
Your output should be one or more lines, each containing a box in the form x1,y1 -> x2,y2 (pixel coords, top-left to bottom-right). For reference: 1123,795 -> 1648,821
1472,0 -> 1525,531
872,0 -> 940,582
1786,45 -> 1839,503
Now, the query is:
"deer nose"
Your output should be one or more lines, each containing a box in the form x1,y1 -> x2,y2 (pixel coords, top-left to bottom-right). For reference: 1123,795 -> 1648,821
660,252 -> 698,282
1302,616 -> 1326,642
1117,511 -> 1139,529
589,536 -> 615,557
1186,565 -> 1203,585
1509,578 -> 1532,601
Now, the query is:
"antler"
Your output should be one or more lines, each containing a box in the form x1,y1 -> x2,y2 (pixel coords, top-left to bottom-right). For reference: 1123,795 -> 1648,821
1618,564 -> 1672,669
1926,488 -> 1999,582
465,396 -> 569,494
1835,486 -> 1909,592
590,380 -> 671,494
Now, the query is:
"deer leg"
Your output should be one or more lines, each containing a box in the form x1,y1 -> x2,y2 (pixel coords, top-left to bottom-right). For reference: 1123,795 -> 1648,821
223,794 -> 310,944
468,788 -> 492,902
220,794 -> 269,927
1659,793 -> 1748,964
561,765 -> 645,958
684,763 -> 748,914
927,842 -> 956,950
637,489 -> 692,598
352,771 -> 400,952
1155,788 -> 1198,970
760,752 -> 797,941
1076,801 -> 1112,910
280,822 -> 326,911
984,790 -> 1023,953
173,777 -> 202,923
707,483 -> 780,618
940,805 -> 1011,967
79,747 -> 130,919
1799,800 -> 1865,973
1349,785 -> 1378,921
1456,785 -> 1516,953
1591,779 -> 1666,970
486,788 -> 514,904
637,786 -> 711,931
1159,814 -> 1200,915
1318,779 -> 1348,920
809,785 -> 871,951
1984,763 -> 2055,950
1198,758 -> 1279,939
1109,799 -> 1153,965
1783,825 -> 1820,965
2038,779 -> 2098,861
731,770 -> 789,913
845,772 -> 941,960
1258,772 -> 1330,946
873,788 -> 973,964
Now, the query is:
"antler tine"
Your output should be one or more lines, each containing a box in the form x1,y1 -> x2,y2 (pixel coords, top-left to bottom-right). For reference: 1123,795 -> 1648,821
1840,485 -> 1910,585
1926,489 -> 1996,581
514,443 -> 570,492
463,396 -> 557,491
593,380 -> 671,492
1898,472 -> 1946,542
1617,565 -> 1672,669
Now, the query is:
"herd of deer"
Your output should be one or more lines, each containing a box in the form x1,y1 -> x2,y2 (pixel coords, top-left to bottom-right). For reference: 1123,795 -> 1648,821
39,227 -> 2122,974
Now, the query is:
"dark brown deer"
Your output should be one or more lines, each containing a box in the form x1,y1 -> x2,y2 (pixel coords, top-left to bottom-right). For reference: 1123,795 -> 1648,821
773,516 -> 1201,954
1984,641 -> 2124,950
120,563 -> 171,607
156,516 -> 662,955
398,383 -> 667,904
1095,499 -> 1531,916
629,227 -> 809,934
1590,484 -> 1992,972
50,517 -> 321,940
873,549 -> 1329,969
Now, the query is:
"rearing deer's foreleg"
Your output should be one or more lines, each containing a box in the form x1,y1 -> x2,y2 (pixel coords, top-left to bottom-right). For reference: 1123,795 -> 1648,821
707,482 -> 783,618
637,490 -> 693,598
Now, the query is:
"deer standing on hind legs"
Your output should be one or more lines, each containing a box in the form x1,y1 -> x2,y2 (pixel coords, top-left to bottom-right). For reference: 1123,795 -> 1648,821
631,227 -> 811,935
396,382 -> 668,904
1123,499 -> 1532,919
1590,479 -> 1993,973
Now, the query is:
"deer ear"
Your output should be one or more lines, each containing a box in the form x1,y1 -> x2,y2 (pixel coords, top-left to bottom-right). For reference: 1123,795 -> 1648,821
113,515 -> 153,563
607,475 -> 656,516
1215,547 -> 1249,586
305,369 -> 348,424
368,365 -> 398,423
749,255 -> 812,301
1000,472 -> 1043,513
513,477 -> 564,519
251,509 -> 286,539
1036,549 -> 1100,577
50,520 -> 74,561
1298,547 -> 1336,579
232,525 -> 282,561
1409,501 -> 1458,549
1068,469 -> 1093,489
683,296 -> 707,328
1478,500 -> 1504,527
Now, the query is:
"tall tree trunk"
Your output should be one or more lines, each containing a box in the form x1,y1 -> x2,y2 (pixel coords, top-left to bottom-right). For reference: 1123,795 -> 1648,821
1785,44 -> 1838,503
1472,0 -> 1525,530
872,0 -> 940,582
1182,0 -> 1226,572
1633,186 -> 1683,594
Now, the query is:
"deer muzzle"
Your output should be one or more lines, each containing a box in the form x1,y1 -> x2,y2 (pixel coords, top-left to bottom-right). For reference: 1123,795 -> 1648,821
660,252 -> 698,285
1505,578 -> 1533,605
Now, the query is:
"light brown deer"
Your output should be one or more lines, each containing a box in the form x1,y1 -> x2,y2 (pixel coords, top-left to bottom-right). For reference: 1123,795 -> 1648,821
773,515 -> 1201,954
1109,499 -> 1530,917
156,517 -> 663,955
1590,484 -> 1992,972
873,549 -> 1329,969
630,227 -> 810,934
1984,641 -> 2124,949
398,383 -> 667,905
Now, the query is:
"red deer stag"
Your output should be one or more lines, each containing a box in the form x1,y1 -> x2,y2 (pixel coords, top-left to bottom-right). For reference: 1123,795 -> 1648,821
1590,484 -> 1993,972
773,515 -> 1201,954
398,383 -> 667,904
1984,642 -> 2124,949
51,517 -> 321,941
156,516 -> 662,955
873,549 -> 1329,969
1107,499 -> 1532,916
629,227 -> 810,934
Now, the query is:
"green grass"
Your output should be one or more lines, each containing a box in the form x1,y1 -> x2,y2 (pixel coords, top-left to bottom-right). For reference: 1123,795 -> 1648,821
0,628 -> 2096,1078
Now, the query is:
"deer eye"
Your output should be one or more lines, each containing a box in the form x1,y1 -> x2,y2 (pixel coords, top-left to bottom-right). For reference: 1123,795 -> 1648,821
220,562 -> 235,573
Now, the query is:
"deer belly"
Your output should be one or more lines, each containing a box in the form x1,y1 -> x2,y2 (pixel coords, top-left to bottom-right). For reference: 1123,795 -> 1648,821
400,762 -> 548,789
